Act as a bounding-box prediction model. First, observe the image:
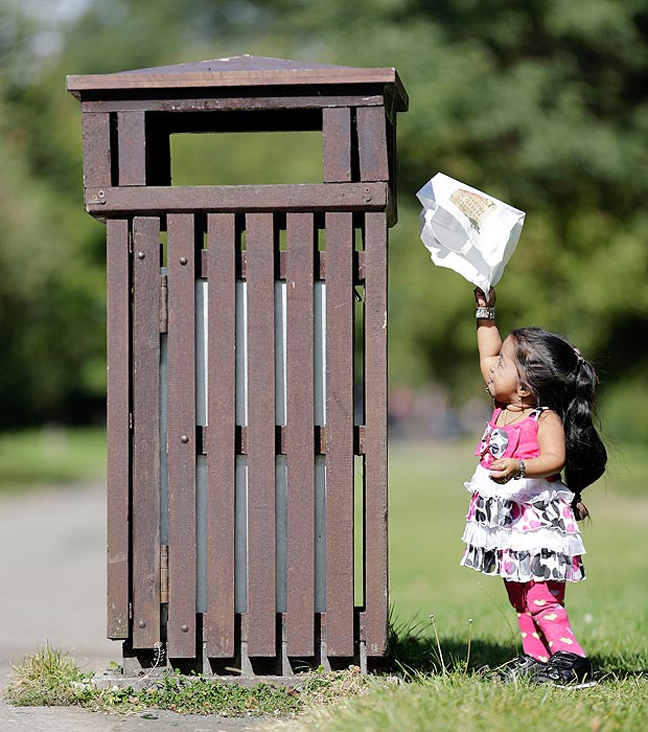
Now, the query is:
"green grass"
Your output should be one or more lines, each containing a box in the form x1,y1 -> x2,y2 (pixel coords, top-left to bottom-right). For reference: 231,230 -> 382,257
5,645 -> 379,717
0,426 -> 106,493
3,644 -> 96,707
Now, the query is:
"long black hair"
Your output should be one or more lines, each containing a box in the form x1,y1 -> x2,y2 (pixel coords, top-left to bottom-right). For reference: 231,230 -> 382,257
510,327 -> 607,518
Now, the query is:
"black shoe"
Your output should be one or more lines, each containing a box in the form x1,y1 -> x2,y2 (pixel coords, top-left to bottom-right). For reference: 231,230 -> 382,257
494,654 -> 547,683
537,651 -> 596,688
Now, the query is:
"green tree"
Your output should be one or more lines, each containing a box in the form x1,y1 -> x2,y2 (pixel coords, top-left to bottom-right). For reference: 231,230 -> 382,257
1,0 -> 647,436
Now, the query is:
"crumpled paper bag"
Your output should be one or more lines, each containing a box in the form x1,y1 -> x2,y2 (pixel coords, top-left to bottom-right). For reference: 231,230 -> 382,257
417,172 -> 526,293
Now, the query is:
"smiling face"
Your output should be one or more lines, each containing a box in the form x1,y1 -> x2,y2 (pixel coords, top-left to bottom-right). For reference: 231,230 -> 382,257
487,335 -> 531,406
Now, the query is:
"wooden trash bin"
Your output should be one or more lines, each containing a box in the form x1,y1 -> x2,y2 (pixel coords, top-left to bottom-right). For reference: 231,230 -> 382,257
67,55 -> 408,675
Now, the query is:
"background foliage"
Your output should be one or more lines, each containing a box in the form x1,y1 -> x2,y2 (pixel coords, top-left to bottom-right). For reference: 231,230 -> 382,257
1,0 -> 647,438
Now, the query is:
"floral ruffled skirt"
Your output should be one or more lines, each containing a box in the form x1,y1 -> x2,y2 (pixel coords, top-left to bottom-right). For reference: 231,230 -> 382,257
460,465 -> 586,583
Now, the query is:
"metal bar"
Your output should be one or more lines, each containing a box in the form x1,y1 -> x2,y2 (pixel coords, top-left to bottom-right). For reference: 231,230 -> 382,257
131,216 -> 161,649
246,213 -> 277,657
356,106 -> 389,182
322,108 -> 352,183
360,213 -> 389,656
204,213 -> 237,658
285,213 -> 316,656
84,183 -> 389,216
203,250 -> 364,285
81,95 -> 386,114
106,218 -> 130,640
81,112 -> 112,187
166,213 -> 197,658
117,111 -> 147,185
324,212 -> 355,657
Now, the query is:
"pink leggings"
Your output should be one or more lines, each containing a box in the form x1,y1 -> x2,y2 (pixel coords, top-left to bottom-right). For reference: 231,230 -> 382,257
504,580 -> 585,662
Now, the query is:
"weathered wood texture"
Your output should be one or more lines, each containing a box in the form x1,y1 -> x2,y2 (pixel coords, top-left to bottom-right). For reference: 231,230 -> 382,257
84,183 -> 389,217
203,213 -> 237,658
285,213 -> 316,657
322,108 -> 352,183
361,212 -> 389,656
245,213 -> 277,657
117,111 -> 147,185
106,218 -> 130,640
131,216 -> 161,649
324,212 -> 356,657
166,213 -> 198,658
81,112 -> 112,187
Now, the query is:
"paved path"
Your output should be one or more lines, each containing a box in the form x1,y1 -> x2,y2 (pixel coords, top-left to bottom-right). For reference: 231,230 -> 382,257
0,482 -> 266,731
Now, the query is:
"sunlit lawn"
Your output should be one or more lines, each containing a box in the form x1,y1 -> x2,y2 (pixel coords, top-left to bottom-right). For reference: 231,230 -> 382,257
388,438 -> 648,662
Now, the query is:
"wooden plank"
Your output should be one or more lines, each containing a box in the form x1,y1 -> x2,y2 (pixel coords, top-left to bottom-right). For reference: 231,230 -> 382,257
204,213 -> 237,658
246,213 -> 277,657
131,216 -> 161,649
106,218 -> 130,640
166,213 -> 197,658
361,213 -> 389,656
324,212 -> 355,657
356,106 -> 389,182
67,66 -> 409,110
117,111 -> 147,185
84,183 -> 389,217
322,108 -> 352,183
82,94 -> 386,114
81,112 -> 112,188
285,213 -> 315,657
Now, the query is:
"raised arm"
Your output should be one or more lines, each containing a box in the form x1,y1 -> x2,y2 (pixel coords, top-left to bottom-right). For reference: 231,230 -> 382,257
475,288 -> 502,385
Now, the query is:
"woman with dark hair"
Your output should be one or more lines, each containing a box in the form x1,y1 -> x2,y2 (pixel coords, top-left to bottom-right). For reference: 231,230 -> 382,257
461,287 -> 606,687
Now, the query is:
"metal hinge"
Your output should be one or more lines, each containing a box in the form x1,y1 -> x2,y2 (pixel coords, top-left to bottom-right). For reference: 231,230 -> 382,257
160,544 -> 169,604
159,274 -> 168,333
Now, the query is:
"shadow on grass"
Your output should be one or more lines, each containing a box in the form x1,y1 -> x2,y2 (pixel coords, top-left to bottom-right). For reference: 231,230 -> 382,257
389,633 -> 513,676
590,651 -> 648,681
386,618 -> 648,681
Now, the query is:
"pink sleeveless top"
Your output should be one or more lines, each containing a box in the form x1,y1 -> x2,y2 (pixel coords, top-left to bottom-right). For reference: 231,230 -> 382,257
475,407 -> 546,469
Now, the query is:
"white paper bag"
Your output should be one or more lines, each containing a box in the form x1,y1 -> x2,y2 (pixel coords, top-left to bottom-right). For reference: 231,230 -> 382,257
417,172 -> 526,293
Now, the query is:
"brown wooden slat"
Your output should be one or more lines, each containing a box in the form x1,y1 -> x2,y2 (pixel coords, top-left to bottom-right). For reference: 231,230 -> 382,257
324,212 -> 355,657
322,108 -> 352,183
84,183 -> 389,216
356,106 -> 389,182
82,94 -> 385,114
106,219 -> 130,640
117,111 -> 147,185
246,212 -> 277,657
166,213 -> 197,658
131,216 -> 161,649
204,213 -> 237,658
361,212 -> 389,656
285,213 -> 315,656
81,112 -> 112,187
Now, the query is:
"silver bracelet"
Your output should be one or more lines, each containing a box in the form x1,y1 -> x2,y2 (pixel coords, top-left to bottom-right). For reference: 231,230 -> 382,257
514,459 -> 526,480
476,306 -> 496,320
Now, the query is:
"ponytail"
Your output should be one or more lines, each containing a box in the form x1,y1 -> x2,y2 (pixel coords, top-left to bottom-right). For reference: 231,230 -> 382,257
563,357 -> 607,497
510,328 -> 607,518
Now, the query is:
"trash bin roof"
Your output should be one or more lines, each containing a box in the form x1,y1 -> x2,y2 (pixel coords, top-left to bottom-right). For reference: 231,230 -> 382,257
66,54 -> 408,110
